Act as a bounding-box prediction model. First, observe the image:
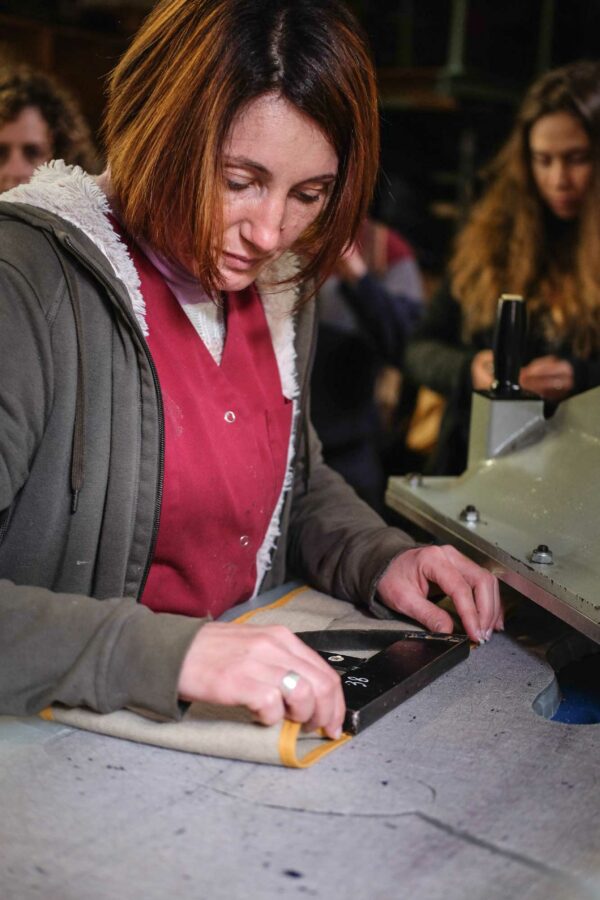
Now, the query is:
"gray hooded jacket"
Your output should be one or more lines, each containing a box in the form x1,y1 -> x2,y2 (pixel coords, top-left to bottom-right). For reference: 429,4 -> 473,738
0,164 -> 415,720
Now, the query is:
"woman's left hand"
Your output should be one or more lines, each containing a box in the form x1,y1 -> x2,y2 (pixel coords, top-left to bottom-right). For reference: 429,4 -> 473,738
519,355 -> 574,401
377,545 -> 503,644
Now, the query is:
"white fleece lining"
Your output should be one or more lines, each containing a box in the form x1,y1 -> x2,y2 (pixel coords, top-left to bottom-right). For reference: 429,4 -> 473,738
2,161 -> 149,335
254,258 -> 301,594
2,161 -> 301,592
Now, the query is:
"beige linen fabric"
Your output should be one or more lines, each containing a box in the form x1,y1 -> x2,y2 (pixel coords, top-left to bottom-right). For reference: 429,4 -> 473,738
41,585 -> 422,767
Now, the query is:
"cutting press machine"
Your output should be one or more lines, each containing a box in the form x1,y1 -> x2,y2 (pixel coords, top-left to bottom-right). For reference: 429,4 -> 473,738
387,294 -> 600,647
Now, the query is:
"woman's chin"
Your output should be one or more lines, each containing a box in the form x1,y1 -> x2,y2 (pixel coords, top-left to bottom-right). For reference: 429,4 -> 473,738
547,201 -> 581,221
217,272 -> 256,292
218,257 -> 274,292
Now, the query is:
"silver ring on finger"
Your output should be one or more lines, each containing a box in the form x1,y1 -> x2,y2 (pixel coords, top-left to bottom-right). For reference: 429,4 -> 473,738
280,670 -> 301,698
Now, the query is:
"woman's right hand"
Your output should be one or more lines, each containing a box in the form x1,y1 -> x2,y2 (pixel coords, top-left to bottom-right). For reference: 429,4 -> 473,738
471,349 -> 495,391
519,355 -> 574,401
177,622 -> 345,739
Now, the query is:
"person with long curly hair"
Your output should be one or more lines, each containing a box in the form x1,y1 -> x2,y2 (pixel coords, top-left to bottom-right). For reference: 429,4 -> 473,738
0,61 -> 99,192
405,59 -> 600,475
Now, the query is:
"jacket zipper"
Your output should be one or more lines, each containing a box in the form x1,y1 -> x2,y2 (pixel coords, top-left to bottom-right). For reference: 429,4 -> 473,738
62,235 -> 165,600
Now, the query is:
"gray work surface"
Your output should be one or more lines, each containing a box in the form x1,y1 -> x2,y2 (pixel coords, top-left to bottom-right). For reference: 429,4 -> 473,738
2,603 -> 600,900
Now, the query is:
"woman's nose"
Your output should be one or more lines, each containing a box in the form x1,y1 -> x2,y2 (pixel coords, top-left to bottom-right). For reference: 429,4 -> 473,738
243,196 -> 285,252
549,159 -> 571,189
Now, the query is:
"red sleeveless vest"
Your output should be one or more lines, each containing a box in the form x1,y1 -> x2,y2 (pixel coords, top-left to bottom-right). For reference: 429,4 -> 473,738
121,238 -> 293,618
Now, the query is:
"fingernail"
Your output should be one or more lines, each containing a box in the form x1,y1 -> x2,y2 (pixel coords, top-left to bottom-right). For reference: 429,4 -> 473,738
332,727 -> 342,740
485,629 -> 492,642
477,631 -> 485,645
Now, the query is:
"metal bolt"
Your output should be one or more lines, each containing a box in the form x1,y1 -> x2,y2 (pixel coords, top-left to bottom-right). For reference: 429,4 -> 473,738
328,655 -> 345,663
459,504 -> 480,524
530,544 -> 554,565
405,472 -> 423,488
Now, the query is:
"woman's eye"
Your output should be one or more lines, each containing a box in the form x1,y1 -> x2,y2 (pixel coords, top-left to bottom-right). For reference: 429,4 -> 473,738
296,191 -> 322,205
226,179 -> 250,192
24,146 -> 47,164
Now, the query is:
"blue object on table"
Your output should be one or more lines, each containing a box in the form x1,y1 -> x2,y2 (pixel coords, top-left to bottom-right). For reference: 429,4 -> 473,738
552,653 -> 600,723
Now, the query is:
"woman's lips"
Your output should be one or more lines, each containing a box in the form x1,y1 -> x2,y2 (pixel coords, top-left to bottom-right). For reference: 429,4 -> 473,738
549,195 -> 579,212
222,251 -> 262,270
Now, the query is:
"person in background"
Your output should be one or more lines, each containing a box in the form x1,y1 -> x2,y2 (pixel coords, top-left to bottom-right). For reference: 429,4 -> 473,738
311,216 -> 423,512
0,61 -> 99,192
0,0 -> 501,739
404,60 -> 600,475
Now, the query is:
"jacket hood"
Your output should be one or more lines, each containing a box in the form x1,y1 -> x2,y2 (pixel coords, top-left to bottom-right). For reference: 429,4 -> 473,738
1,161 -> 149,336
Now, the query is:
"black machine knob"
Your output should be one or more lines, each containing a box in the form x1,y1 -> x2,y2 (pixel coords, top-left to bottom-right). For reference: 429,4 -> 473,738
492,293 -> 526,396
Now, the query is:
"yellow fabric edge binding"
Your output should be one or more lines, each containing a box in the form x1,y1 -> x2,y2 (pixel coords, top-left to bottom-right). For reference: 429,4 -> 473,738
279,720 -> 352,768
233,583 -> 309,624
233,583 -> 354,768
39,707 -> 54,721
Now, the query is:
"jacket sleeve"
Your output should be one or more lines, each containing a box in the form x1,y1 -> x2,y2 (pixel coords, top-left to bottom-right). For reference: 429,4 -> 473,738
569,354 -> 600,395
0,579 -> 204,718
286,417 -> 419,609
403,282 -> 476,400
282,294 -> 420,607
0,236 -> 202,720
0,258 -> 53,509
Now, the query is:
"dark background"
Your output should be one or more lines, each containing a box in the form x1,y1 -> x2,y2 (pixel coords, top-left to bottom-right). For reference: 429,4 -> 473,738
1,0 -> 599,272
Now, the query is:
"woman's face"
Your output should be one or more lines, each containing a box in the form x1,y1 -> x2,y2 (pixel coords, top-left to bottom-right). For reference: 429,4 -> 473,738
0,105 -> 53,193
529,110 -> 593,221
218,93 -> 338,291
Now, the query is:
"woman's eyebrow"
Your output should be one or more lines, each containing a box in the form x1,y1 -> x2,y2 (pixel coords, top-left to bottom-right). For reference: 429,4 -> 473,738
225,156 -> 270,174
224,155 -> 337,182
304,173 -> 337,184
531,146 -> 589,156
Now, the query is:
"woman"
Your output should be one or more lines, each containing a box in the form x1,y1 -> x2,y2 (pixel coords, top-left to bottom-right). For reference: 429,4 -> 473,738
0,62 -> 99,192
0,0 -> 500,740
405,60 -> 600,475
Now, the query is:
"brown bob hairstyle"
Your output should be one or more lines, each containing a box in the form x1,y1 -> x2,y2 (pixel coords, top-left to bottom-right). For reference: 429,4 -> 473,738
104,0 -> 380,298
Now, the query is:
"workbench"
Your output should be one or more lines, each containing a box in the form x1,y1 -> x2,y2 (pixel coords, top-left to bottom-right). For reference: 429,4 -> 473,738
2,592 -> 599,900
